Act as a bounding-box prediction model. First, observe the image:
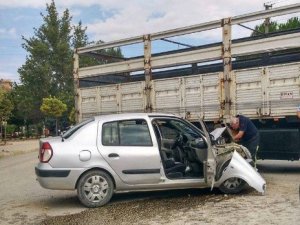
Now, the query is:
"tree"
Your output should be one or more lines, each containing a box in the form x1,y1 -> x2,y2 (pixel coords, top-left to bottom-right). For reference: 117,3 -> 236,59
40,96 -> 67,136
0,93 -> 14,122
0,87 -> 14,143
15,1 -> 90,131
68,107 -> 76,125
252,17 -> 300,36
72,21 -> 89,49
18,1 -> 73,110
16,0 -> 123,132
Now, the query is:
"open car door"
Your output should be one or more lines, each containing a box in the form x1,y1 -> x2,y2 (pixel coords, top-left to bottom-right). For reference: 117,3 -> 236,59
198,120 -> 216,189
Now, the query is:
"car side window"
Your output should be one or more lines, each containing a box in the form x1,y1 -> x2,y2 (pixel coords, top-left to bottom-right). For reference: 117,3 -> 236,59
153,118 -> 202,140
102,122 -> 119,145
159,124 -> 178,139
102,119 -> 153,146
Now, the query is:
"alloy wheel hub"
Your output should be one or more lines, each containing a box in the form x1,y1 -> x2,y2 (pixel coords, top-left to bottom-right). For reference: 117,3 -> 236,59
92,184 -> 100,193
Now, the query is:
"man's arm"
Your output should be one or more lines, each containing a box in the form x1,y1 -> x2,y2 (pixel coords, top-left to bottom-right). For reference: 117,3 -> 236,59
234,130 -> 245,141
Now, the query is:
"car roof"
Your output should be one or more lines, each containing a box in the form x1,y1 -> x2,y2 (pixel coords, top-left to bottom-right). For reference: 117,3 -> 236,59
92,112 -> 180,122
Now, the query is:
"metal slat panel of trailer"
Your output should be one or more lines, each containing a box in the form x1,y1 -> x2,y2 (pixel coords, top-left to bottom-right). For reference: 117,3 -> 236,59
153,78 -> 181,114
235,68 -> 263,117
80,88 -> 98,119
120,81 -> 145,113
99,85 -> 119,114
268,62 -> 300,117
184,75 -> 202,120
202,73 -> 220,120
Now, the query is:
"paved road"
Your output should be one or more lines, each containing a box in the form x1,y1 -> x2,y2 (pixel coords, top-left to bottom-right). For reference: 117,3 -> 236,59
0,146 -> 299,225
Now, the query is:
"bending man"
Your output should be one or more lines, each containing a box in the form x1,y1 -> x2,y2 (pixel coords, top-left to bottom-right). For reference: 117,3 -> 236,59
230,115 -> 259,160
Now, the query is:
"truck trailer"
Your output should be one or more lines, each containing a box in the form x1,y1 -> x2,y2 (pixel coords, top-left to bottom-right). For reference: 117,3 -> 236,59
74,4 -> 300,160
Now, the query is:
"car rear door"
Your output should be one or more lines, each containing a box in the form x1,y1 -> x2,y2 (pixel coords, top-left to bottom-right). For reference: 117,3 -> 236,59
97,118 -> 162,185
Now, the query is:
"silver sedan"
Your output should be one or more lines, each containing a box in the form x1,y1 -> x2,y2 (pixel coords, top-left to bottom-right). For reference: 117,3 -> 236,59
35,113 -> 266,207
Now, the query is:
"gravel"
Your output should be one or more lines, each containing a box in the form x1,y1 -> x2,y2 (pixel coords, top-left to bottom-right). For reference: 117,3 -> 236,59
41,161 -> 300,225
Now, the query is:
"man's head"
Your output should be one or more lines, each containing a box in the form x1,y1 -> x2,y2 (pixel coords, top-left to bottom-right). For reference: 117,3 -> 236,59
230,117 -> 239,130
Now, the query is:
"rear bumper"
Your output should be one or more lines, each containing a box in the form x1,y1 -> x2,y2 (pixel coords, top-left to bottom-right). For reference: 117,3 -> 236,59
35,167 -> 70,177
35,163 -> 82,190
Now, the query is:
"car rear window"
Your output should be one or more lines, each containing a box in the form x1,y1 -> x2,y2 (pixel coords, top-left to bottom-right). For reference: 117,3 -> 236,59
62,118 -> 94,139
102,119 -> 152,146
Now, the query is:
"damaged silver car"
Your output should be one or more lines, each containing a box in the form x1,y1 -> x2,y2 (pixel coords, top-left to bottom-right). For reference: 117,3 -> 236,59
35,113 -> 266,207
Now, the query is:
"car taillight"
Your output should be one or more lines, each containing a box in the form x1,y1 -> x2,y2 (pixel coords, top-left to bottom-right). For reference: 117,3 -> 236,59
39,142 -> 53,163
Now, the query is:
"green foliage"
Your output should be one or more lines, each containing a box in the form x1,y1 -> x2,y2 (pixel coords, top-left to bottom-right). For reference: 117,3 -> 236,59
14,1 -> 86,125
14,0 -> 123,129
18,0 -> 73,109
40,96 -> 67,118
0,88 -> 14,121
278,17 -> 300,30
10,83 -> 41,124
72,21 -> 88,49
78,40 -> 124,68
68,107 -> 76,125
6,124 -> 17,134
252,17 -> 300,36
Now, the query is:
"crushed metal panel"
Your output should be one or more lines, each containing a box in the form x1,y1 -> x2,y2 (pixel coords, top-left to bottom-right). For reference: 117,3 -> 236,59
267,62 -> 300,117
216,151 -> 266,194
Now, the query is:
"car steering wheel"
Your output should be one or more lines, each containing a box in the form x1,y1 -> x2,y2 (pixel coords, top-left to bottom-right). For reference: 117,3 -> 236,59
172,133 -> 188,149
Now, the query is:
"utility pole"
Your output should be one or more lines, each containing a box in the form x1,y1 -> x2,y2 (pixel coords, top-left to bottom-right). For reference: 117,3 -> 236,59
264,3 -> 273,34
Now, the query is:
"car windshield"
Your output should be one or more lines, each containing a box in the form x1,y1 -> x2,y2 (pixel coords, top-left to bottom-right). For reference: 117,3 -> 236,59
62,118 -> 94,139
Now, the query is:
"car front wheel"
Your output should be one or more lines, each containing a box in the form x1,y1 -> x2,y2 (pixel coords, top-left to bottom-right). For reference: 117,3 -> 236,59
219,177 -> 246,194
77,170 -> 114,208
217,160 -> 246,194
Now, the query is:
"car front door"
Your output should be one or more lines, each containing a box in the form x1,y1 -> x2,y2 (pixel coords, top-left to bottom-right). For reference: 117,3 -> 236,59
152,117 -> 216,184
98,118 -> 162,185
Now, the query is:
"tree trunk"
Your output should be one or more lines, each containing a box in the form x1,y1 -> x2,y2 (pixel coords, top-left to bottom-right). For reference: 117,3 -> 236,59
55,118 -> 58,136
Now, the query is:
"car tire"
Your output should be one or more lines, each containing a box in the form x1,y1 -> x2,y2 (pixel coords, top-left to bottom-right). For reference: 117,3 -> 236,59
218,177 -> 246,194
77,170 -> 114,208
217,160 -> 246,194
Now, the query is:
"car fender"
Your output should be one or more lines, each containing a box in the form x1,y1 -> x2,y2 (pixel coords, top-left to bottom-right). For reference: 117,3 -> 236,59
215,151 -> 266,194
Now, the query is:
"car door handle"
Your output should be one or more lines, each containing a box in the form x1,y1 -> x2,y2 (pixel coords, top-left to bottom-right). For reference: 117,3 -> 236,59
108,153 -> 119,158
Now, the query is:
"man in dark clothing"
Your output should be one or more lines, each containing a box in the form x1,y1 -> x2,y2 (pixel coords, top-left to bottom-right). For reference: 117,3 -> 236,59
230,115 -> 259,161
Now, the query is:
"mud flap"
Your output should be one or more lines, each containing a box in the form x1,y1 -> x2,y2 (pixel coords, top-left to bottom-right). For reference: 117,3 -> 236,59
215,151 -> 266,194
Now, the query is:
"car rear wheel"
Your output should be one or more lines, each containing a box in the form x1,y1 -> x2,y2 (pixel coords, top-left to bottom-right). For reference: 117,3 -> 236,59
77,170 -> 114,208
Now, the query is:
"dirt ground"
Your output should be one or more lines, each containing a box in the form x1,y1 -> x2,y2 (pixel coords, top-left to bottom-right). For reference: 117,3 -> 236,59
0,139 -> 39,158
41,162 -> 300,225
0,141 -> 299,225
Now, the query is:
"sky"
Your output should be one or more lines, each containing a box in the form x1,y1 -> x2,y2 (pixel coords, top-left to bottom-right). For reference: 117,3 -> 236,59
0,0 -> 300,82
